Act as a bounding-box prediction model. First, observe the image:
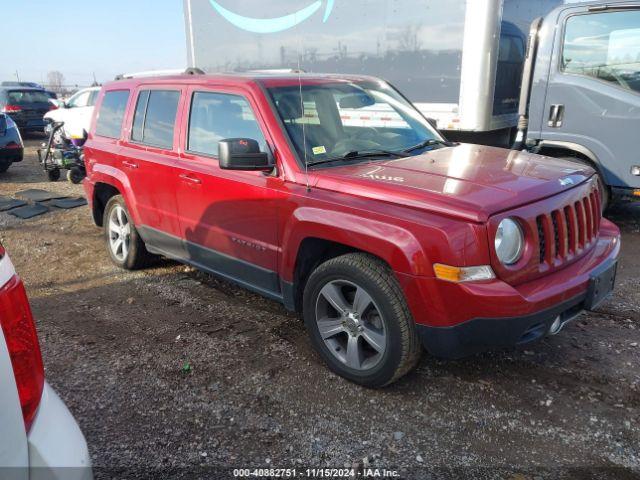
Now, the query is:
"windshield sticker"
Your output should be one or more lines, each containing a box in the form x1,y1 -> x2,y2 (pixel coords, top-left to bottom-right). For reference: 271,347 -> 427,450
312,146 -> 327,155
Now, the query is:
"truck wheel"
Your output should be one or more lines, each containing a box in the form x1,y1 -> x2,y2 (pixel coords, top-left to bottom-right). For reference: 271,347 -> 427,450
561,157 -> 610,211
103,195 -> 153,270
47,169 -> 61,182
67,167 -> 85,184
0,160 -> 10,173
303,253 -> 421,388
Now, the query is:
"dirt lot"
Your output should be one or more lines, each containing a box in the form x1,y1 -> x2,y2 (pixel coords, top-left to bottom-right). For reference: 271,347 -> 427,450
1,138 -> 639,479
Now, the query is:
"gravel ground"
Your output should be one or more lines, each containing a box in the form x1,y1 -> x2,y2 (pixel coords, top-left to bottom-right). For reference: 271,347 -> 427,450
0,137 -> 639,479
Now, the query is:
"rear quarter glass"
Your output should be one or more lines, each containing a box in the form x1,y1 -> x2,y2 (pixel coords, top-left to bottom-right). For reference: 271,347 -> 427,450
95,90 -> 130,139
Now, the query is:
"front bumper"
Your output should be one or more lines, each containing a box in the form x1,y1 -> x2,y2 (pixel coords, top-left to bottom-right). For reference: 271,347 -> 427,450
398,219 -> 621,359
27,383 -> 93,480
416,291 -> 589,359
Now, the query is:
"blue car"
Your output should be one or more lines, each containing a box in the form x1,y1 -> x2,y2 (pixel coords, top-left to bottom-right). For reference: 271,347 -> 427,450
0,113 -> 24,173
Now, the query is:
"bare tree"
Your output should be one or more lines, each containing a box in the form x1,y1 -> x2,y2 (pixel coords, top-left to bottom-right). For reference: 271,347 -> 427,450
47,71 -> 65,94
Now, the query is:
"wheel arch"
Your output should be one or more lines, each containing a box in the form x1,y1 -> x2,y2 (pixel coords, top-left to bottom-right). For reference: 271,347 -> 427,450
92,183 -> 120,226
537,141 -> 605,179
536,140 -> 612,209
89,166 -> 139,227
281,210 -> 428,313
286,237 -> 365,312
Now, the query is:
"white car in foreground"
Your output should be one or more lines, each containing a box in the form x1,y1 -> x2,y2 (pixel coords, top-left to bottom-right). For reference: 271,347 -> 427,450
0,246 -> 92,480
44,87 -> 100,140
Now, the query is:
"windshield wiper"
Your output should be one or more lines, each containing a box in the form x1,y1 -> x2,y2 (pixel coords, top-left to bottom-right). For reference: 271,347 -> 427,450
306,149 -> 408,167
403,138 -> 457,153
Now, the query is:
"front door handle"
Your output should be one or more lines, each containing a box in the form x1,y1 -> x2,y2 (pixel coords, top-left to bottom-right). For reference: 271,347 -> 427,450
179,173 -> 202,185
548,104 -> 565,128
122,160 -> 139,169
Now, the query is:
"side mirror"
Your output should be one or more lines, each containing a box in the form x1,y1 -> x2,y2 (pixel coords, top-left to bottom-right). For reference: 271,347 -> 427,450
426,118 -> 438,130
218,138 -> 273,171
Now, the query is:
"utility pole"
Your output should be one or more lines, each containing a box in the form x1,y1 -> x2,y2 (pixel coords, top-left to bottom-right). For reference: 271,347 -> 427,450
15,70 -> 20,82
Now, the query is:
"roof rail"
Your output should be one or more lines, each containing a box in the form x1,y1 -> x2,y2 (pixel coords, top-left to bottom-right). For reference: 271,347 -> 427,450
114,67 -> 205,81
245,68 -> 306,75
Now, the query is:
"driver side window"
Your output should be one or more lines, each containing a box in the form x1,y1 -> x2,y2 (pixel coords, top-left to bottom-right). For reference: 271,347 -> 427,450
562,10 -> 640,94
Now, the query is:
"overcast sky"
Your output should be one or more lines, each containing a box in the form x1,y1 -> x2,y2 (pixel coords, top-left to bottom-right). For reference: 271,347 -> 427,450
1,0 -> 186,87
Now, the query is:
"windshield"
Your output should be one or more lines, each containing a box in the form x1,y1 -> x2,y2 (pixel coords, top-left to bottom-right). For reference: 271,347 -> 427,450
267,81 -> 441,166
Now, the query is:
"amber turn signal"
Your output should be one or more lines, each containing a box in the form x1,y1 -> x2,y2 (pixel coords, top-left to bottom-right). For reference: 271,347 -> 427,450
433,264 -> 495,283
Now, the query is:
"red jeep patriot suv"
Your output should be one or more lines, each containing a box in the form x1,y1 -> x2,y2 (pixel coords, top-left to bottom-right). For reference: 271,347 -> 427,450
84,72 -> 620,387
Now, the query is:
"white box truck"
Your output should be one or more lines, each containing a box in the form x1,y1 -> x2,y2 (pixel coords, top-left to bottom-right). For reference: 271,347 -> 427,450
184,0 -> 563,144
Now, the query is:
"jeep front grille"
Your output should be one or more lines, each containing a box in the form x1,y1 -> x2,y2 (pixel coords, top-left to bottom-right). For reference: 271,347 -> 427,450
536,187 -> 601,266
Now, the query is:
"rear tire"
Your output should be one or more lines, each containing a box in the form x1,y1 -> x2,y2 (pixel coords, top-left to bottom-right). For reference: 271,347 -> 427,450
103,195 -> 153,270
0,160 -> 10,173
302,253 -> 421,388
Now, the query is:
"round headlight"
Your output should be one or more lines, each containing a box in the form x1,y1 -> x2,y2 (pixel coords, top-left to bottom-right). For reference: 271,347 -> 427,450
495,218 -> 524,265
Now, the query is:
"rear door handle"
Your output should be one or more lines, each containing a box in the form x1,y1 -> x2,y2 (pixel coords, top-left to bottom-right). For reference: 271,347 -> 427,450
179,173 -> 202,185
122,160 -> 138,169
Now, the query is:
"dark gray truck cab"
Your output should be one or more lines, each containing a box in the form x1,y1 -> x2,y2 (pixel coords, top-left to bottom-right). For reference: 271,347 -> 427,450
519,0 -> 640,205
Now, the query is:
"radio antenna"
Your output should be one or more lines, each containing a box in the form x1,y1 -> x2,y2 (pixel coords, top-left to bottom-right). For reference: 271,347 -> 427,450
297,36 -> 310,192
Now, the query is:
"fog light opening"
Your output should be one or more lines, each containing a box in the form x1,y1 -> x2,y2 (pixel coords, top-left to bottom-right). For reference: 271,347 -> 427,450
549,316 -> 562,335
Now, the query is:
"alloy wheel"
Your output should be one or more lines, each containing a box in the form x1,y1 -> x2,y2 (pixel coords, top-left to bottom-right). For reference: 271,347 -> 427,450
108,205 -> 131,262
315,279 -> 387,370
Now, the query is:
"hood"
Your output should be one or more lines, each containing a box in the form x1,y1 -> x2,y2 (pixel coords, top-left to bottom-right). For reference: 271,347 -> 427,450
311,144 -> 594,222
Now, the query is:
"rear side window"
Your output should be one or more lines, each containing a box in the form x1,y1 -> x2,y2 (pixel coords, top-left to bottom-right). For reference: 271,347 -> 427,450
95,90 -> 130,139
131,90 -> 180,149
187,92 -> 266,157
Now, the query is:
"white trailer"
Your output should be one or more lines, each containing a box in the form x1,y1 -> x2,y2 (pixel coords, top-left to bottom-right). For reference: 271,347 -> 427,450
183,0 -> 564,143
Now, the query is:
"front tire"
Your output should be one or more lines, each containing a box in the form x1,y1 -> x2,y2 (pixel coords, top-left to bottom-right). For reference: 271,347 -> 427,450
303,253 -> 421,388
103,195 -> 153,270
